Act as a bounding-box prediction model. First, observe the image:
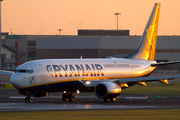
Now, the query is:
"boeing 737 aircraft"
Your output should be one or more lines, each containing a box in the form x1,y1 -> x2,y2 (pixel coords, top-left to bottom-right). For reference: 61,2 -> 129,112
1,3 -> 180,103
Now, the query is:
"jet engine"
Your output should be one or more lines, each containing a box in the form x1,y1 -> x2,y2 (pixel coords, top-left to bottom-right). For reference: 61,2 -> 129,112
94,82 -> 121,98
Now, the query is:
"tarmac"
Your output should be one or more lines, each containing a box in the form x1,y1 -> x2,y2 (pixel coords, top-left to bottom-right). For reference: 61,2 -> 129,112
0,71 -> 180,112
0,89 -> 180,112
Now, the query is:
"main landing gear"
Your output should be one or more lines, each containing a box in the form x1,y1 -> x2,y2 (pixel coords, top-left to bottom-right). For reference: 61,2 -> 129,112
25,97 -> 32,103
62,92 -> 75,102
104,97 -> 117,102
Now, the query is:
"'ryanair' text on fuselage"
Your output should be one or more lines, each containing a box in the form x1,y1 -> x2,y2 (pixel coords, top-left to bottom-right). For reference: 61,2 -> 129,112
45,63 -> 140,78
46,64 -> 104,77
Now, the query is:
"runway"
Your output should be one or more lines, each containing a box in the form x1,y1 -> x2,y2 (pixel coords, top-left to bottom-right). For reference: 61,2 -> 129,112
0,103 -> 174,112
0,90 -> 180,112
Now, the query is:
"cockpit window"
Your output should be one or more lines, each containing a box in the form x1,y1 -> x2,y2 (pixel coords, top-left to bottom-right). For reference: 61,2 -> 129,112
19,70 -> 27,73
14,69 -> 34,74
14,69 -> 19,73
27,69 -> 34,74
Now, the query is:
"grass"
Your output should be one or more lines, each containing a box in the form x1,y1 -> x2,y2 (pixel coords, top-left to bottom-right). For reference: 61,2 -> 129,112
0,87 -> 15,90
0,109 -> 180,120
122,82 -> 180,95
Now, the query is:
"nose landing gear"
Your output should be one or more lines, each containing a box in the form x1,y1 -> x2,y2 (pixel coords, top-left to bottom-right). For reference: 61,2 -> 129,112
62,92 -> 75,102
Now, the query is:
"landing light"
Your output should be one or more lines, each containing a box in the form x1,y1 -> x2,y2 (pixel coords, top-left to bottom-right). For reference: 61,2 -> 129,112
64,91 -> 66,93
77,90 -> 80,94
86,81 -> 91,85
114,88 -> 121,93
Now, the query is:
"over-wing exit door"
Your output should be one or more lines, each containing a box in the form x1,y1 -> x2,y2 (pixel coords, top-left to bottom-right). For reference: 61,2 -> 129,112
39,64 -> 47,81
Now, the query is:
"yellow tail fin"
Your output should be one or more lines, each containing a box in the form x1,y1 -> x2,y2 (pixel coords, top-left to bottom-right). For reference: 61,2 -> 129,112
125,3 -> 161,60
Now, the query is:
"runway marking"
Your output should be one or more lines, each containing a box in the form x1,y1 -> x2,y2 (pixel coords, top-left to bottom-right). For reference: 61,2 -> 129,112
9,96 -> 148,99
125,97 -> 148,100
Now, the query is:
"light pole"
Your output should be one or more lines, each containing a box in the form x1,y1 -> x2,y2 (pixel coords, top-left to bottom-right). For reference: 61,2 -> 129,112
0,0 -> 3,69
57,29 -> 63,35
114,12 -> 121,30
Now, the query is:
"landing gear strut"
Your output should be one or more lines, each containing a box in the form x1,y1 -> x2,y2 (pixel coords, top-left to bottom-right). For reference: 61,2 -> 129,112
104,98 -> 110,102
62,92 -> 75,102
25,97 -> 32,103
110,97 -> 116,102
104,97 -> 116,102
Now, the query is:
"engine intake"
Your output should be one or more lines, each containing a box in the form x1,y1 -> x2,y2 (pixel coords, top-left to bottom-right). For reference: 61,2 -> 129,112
94,82 -> 121,98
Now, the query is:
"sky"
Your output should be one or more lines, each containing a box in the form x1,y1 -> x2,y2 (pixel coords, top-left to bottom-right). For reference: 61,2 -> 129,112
1,0 -> 180,35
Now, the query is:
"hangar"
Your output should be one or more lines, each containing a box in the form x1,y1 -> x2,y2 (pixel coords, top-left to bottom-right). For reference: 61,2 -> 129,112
36,36 -> 180,61
2,33 -> 180,70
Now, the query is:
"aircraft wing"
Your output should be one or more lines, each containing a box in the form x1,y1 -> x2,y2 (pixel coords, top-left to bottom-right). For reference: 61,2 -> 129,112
118,75 -> 180,83
0,70 -> 14,76
83,75 -> 180,87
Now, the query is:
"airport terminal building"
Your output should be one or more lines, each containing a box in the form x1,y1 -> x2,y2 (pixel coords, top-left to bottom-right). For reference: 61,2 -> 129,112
1,32 -> 180,70
36,36 -> 180,61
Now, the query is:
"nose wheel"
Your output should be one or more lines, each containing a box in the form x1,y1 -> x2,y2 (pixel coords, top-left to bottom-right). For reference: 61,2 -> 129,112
62,93 -> 75,102
25,97 -> 32,103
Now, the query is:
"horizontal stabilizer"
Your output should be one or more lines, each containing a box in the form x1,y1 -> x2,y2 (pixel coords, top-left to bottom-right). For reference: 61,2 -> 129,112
151,61 -> 180,66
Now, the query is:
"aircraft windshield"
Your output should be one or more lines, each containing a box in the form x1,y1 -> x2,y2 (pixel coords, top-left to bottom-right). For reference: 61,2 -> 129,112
14,69 -> 34,74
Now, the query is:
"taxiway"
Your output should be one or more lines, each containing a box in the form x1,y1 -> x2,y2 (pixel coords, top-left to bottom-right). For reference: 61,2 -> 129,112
0,90 -> 179,112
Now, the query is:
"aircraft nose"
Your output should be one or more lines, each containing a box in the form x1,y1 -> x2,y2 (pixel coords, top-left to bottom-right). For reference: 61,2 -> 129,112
10,74 -> 22,89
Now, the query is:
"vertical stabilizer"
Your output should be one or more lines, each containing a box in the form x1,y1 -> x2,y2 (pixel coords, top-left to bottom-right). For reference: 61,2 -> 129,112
125,3 -> 161,60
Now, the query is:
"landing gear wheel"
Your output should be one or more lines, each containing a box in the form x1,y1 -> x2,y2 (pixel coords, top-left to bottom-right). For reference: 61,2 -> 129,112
25,97 -> 32,103
62,93 -> 69,102
104,98 -> 110,102
69,93 -> 75,102
110,97 -> 116,102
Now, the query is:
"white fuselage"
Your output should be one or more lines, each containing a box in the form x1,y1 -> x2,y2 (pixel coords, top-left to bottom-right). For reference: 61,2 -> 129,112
10,58 -> 156,90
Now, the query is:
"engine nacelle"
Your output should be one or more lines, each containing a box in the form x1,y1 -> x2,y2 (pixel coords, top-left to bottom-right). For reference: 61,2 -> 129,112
94,82 -> 121,98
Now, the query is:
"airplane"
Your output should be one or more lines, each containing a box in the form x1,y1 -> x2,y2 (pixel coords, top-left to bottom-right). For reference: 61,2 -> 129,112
1,3 -> 180,103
